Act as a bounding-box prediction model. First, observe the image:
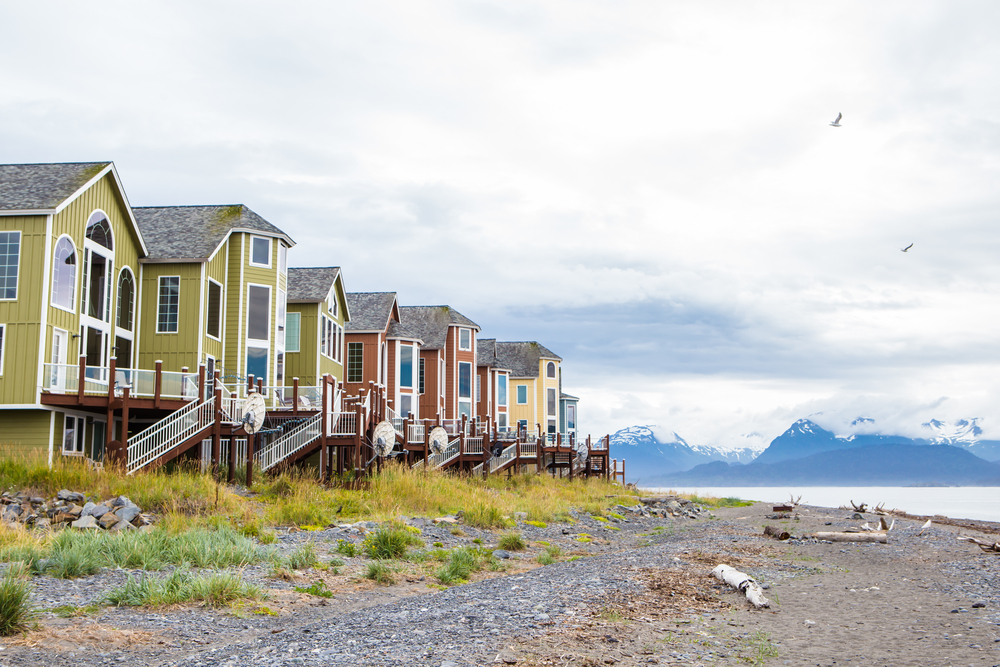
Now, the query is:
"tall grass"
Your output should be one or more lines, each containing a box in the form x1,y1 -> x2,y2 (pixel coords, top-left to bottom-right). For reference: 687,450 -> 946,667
105,569 -> 264,608
0,563 -> 35,635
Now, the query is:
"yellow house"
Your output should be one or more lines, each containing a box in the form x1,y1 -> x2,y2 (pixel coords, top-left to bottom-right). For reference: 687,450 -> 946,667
495,342 -> 562,436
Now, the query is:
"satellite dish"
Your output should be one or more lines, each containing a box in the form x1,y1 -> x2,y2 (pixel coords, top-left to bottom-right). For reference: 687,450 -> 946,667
241,393 -> 267,435
428,426 -> 449,455
575,442 -> 588,463
372,420 -> 396,457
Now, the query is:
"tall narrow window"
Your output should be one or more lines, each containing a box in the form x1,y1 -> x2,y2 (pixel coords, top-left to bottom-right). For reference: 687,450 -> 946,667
516,385 -> 527,405
286,312 -> 300,352
546,361 -> 556,378
321,316 -> 336,359
157,276 -> 179,333
246,284 -> 270,384
347,342 -> 363,382
399,345 -> 413,388
0,231 -> 21,300
459,328 -> 471,350
51,236 -> 76,310
458,362 -> 472,399
277,243 -> 287,275
250,236 -> 271,267
567,404 -> 576,430
498,374 -> 507,407
475,374 -> 481,402
116,270 -> 134,332
63,415 -> 85,455
276,289 -> 286,349
206,280 -> 222,339
0,324 -> 5,375
399,394 -> 412,419
547,388 -> 556,416
419,358 -> 425,394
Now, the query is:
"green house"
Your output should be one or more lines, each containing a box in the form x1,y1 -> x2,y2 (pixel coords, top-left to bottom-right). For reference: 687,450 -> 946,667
285,267 -> 350,390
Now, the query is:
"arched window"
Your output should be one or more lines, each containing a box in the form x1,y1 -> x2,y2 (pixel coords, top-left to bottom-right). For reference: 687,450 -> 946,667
116,269 -> 134,332
546,361 -> 556,378
86,211 -> 113,250
51,236 -> 77,310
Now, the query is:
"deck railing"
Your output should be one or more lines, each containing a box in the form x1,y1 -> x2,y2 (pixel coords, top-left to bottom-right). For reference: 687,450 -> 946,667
329,412 -> 356,437
255,414 -> 323,471
472,443 -> 518,476
42,363 -> 200,401
384,405 -> 405,438
407,423 -> 425,444
413,436 -> 461,470
127,397 -> 216,474
465,437 -> 484,455
520,442 -> 537,459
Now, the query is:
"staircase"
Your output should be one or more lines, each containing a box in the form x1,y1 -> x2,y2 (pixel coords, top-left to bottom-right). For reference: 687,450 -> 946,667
471,443 -> 518,477
127,397 -> 217,474
412,436 -> 461,470
254,413 -> 323,472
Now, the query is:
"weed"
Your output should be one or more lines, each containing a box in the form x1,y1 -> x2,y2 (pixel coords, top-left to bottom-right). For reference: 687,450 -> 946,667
363,526 -> 423,560
437,547 -> 486,585
545,545 -> 562,559
286,543 -> 320,570
432,541 -> 443,548
257,530 -> 278,545
449,526 -> 466,536
568,555 -> 582,562
524,520 -> 547,528
608,512 -> 625,520
328,557 -> 345,567
744,630 -> 779,665
605,525 -> 621,531
335,540 -> 359,558
537,553 -> 555,565
0,564 -> 35,635
50,603 -> 100,618
535,540 -> 550,546
592,516 -> 609,523
497,533 -> 526,552
599,607 -> 625,622
365,561 -> 395,585
293,581 -> 333,598
472,538 -> 482,545
463,504 -> 510,529
105,569 -> 264,608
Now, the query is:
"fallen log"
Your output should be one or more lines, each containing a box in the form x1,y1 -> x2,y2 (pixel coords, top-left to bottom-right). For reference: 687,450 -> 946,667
763,525 -> 790,540
711,564 -> 770,609
956,536 -> 1000,554
811,531 -> 888,543
772,505 -> 793,513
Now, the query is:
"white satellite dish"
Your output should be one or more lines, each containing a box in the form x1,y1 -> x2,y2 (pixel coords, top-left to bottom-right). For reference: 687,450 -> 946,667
575,442 -> 588,464
241,393 -> 267,435
372,420 -> 396,458
428,426 -> 449,455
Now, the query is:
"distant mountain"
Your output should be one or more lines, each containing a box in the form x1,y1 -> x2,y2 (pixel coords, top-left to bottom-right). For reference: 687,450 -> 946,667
921,419 -> 1000,461
650,443 -> 1000,487
752,419 -> 915,465
610,425 -> 761,482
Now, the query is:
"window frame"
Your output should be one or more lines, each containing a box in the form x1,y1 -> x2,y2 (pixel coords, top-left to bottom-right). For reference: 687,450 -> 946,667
321,315 -> 336,361
347,341 -> 364,383
458,361 -> 472,399
497,374 -> 507,407
516,384 -> 528,405
249,236 -> 272,268
547,387 -> 556,416
205,278 -> 223,341
418,358 -> 425,394
399,344 -> 413,389
156,276 -> 180,334
115,267 -> 136,334
62,414 -> 86,456
0,231 -> 21,302
50,234 -> 77,313
285,311 -> 301,353
458,328 -> 471,351
546,361 -> 556,378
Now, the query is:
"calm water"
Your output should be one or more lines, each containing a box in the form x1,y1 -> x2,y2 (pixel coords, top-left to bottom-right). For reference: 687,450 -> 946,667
646,486 -> 1000,522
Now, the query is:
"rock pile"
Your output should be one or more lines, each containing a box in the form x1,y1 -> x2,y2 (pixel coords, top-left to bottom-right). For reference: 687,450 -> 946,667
0,489 -> 152,532
615,496 -> 705,519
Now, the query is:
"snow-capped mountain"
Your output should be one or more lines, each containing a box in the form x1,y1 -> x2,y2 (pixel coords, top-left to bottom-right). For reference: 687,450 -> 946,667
920,419 -> 1000,461
609,425 -> 761,482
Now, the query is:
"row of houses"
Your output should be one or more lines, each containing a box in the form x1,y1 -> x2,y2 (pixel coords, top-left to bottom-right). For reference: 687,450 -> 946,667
0,162 -> 584,474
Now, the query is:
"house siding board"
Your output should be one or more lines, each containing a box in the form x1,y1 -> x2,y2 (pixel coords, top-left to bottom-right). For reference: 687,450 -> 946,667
0,215 -> 45,403
224,236 -> 243,379
0,410 -> 52,451
343,332 -> 380,397
137,263 -> 202,371
418,348 -> 440,420
201,243 -> 229,367
285,303 -> 316,385
509,378 -> 536,429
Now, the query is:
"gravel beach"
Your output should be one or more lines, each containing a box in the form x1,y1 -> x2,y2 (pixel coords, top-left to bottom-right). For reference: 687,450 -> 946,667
1,498 -> 997,667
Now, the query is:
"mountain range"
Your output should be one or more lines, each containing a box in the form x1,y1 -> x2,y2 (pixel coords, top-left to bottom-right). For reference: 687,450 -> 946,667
611,418 -> 1000,486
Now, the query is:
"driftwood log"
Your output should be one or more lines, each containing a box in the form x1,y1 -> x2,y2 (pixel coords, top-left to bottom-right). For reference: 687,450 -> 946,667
812,531 -> 888,543
957,536 -> 1000,554
711,564 -> 770,609
763,525 -> 790,540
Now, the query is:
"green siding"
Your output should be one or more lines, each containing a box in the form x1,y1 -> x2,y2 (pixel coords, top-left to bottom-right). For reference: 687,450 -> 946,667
224,236 -> 244,381
285,303 -> 316,385
201,247 -> 229,368
137,263 -> 202,372
0,216 -> 46,404
0,410 -> 53,451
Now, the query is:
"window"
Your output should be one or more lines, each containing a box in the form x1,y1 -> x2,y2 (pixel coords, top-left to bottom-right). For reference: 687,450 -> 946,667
84,249 -> 111,320
399,345 -> 413,388
250,236 -> 271,267
286,312 -> 300,352
206,280 -> 222,339
277,243 -> 287,275
547,388 -> 556,416
0,324 -> 4,375
275,352 -> 284,386
321,315 -> 336,360
419,358 -> 425,394
567,404 -> 576,430
246,347 -> 268,383
498,414 -> 507,430
347,342 -> 363,382
276,289 -> 286,349
546,361 -> 556,378
51,236 -> 76,310
458,328 -> 471,350
517,419 -> 527,432
156,276 -> 179,333
62,415 -> 85,455
327,290 -> 338,317
458,362 -> 472,399
475,374 -> 481,402
0,231 -> 20,300
86,212 -> 113,250
498,374 -> 507,407
516,385 -> 527,405
116,270 -> 134,332
548,419 -> 556,434
399,394 -> 412,419
247,285 -> 270,340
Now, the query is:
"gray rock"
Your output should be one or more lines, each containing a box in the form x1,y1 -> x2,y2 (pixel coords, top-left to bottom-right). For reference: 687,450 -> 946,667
87,504 -> 110,518
111,496 -> 132,508
492,549 -> 511,560
71,515 -> 100,530
29,497 -> 43,505
98,512 -> 120,530
110,519 -> 137,532
114,505 -> 141,524
81,502 -> 96,517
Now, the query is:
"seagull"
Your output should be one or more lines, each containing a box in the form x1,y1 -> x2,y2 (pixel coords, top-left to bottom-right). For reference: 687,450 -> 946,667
830,112 -> 842,127
901,243 -> 913,253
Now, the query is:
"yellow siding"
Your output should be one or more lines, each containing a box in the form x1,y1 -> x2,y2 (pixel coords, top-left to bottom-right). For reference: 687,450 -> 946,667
136,263 -> 203,372
509,378 -> 536,429
0,410 -> 54,451
0,216 -> 46,404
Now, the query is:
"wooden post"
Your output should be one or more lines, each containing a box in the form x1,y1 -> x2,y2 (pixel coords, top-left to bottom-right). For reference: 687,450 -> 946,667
247,373 -> 254,395
292,377 -> 299,416
246,432 -> 255,489
77,355 -> 87,402
212,386 -> 222,479
423,420 -> 429,470
105,357 -> 116,453
154,360 -> 163,408
227,427 -> 237,484
354,395 -> 364,472
198,363 -> 206,403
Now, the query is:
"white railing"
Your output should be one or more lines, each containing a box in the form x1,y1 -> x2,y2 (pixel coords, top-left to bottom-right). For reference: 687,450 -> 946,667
200,438 -> 248,472
127,397 -> 216,474
520,442 -> 537,459
590,437 -> 609,451
407,423 -> 425,443
412,436 -> 461,470
385,405 -> 405,438
330,412 -> 356,437
490,443 -> 518,473
43,364 -> 199,401
220,397 -> 246,424
255,414 -> 323,471
465,437 -> 484,455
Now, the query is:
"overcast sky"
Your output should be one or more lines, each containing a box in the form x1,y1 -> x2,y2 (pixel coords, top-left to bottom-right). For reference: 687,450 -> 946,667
3,1 -> 999,446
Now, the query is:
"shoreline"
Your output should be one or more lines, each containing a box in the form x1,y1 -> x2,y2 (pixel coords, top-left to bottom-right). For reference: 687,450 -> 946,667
0,497 -> 998,665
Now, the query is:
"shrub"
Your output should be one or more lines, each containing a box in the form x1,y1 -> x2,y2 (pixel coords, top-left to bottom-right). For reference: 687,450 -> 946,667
294,581 -> 333,598
363,527 -> 422,560
0,564 -> 35,635
525,520 -> 547,528
105,570 -> 263,608
537,552 -> 555,565
437,548 -> 480,585
335,540 -> 359,557
365,561 -> 394,584
497,533 -> 526,552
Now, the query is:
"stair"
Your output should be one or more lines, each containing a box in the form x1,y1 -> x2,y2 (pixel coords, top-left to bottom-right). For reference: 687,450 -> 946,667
471,443 -> 518,476
254,413 -> 323,472
412,436 -> 461,470
127,397 -> 217,474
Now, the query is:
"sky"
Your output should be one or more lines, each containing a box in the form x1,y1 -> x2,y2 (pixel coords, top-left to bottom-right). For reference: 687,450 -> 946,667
2,1 -> 999,447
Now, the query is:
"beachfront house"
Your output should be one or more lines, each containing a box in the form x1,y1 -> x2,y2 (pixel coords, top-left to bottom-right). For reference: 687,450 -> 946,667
495,341 -> 562,437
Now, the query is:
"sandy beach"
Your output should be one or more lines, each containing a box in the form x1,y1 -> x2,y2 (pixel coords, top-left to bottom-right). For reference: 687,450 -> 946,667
1,497 -> 997,666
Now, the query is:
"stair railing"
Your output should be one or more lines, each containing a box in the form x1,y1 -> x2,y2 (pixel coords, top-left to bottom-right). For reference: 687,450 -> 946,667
127,397 -> 216,474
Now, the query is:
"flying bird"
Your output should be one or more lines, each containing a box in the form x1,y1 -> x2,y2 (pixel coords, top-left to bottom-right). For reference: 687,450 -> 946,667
901,243 -> 913,252
830,112 -> 842,127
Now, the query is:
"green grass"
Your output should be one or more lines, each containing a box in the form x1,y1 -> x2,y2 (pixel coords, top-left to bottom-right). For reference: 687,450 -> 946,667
524,520 -> 547,528
334,540 -> 359,557
363,526 -> 423,560
436,547 -> 492,585
0,564 -> 35,635
294,581 -> 333,598
105,570 -> 264,608
463,504 -> 511,529
285,543 -> 320,570
497,533 -> 527,551
364,561 -> 395,584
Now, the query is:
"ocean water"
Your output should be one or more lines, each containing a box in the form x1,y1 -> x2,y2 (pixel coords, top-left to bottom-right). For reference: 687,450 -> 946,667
645,486 -> 1000,522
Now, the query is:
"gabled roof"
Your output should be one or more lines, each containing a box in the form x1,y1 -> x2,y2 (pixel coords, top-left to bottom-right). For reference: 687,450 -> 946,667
0,162 -> 111,211
495,341 -> 561,378
386,320 -> 424,344
288,267 -> 340,302
476,338 -> 510,371
133,205 -> 293,262
345,292 -> 398,333
398,306 -> 480,350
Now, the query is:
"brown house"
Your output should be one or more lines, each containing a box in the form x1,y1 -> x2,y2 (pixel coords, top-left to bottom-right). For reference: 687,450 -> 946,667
476,338 -> 511,431
343,292 -> 399,399
398,306 -> 480,422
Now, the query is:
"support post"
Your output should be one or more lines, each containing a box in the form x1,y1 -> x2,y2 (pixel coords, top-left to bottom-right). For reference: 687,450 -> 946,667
227,426 -> 237,484
246,432 -> 255,489
212,386 -> 222,479
292,377 -> 299,416
77,355 -> 87,402
320,376 -> 329,484
154,360 -> 163,409
198,363 -> 206,403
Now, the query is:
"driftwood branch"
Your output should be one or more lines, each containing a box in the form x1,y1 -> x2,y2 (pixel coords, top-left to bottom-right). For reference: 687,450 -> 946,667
957,536 -> 1000,554
812,531 -> 887,543
711,564 -> 770,609
763,525 -> 790,540
850,500 -> 867,513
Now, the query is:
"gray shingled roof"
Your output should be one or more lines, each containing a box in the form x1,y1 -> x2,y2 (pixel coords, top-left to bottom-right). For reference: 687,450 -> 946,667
0,162 -> 111,211
386,320 -> 423,343
345,292 -> 397,332
495,341 -> 562,377
287,267 -> 340,302
133,205 -> 292,260
398,306 -> 480,350
560,392 -> 579,401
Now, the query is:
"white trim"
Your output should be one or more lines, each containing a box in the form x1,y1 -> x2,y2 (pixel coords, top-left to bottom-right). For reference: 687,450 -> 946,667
85,208 -> 115,251
458,327 -> 471,351
197,263 -> 206,363
49,233 -> 77,314
114,266 -> 136,338
249,235 -> 272,268
220,238 -> 228,365
0,230 -> 22,302
0,208 -> 55,216
245,282 -> 271,384
135,263 -> 143,362
205,277 -> 223,342
277,242 -> 287,277
236,237 -> 245,378
155,275 -> 181,334
36,215 -> 53,403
